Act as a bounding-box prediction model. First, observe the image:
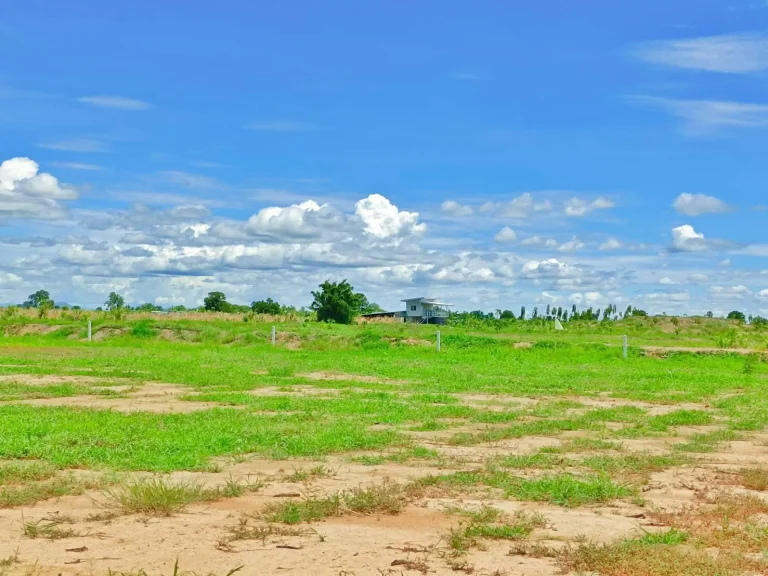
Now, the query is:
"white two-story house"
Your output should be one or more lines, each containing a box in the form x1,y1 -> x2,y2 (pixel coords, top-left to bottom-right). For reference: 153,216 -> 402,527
401,297 -> 453,324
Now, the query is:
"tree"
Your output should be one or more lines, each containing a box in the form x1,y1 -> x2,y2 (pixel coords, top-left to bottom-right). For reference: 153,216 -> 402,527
136,302 -> 163,312
625,305 -> 633,317
105,292 -> 125,312
572,304 -> 577,316
545,304 -> 551,317
752,316 -> 768,328
24,290 -> 53,309
631,308 -> 648,317
602,307 -> 611,321
310,280 -> 360,324
251,298 -> 281,315
519,306 -> 526,321
705,311 -> 714,318
499,309 -> 516,320
727,310 -> 746,322
204,291 -> 228,312
355,293 -> 383,315
562,310 -> 569,322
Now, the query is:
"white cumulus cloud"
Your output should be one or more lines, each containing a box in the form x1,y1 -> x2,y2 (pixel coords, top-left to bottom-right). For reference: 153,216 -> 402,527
0,157 -> 78,221
599,238 -> 623,251
494,226 -> 517,243
670,224 -> 707,252
355,194 -> 426,239
673,193 -> 733,216
480,193 -> 553,218
440,200 -> 473,217
564,196 -> 614,217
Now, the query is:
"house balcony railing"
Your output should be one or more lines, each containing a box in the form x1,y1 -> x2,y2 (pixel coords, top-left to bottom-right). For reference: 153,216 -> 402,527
423,309 -> 450,318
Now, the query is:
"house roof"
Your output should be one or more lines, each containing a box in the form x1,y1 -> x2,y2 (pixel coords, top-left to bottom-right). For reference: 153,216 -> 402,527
401,297 -> 454,306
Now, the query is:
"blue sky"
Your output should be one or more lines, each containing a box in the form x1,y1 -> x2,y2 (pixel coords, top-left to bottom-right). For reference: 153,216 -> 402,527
1,0 -> 768,314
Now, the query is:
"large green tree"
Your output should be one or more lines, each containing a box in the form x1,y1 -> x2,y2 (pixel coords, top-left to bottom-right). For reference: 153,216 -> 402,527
310,280 -> 362,324
251,298 -> 281,315
105,292 -> 125,312
204,291 -> 228,312
24,290 -> 53,309
727,310 -> 746,322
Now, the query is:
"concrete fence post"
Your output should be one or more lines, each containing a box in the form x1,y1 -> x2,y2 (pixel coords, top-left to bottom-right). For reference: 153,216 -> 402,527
271,326 -> 276,346
87,320 -> 92,343
623,335 -> 628,359
436,330 -> 441,352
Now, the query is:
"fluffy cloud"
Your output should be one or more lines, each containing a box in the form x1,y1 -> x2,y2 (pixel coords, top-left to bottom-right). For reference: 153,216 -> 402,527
0,157 -> 78,221
564,196 -> 614,217
355,194 -> 426,239
709,285 -> 751,300
480,193 -> 553,218
521,258 -> 571,278
672,193 -> 733,216
756,289 -> 768,302
494,227 -> 517,243
245,200 -> 345,241
440,200 -> 473,217
521,236 -> 558,248
599,238 -> 623,251
670,224 -> 706,252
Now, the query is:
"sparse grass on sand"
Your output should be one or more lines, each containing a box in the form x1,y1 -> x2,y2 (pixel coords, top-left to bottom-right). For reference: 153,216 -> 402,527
263,480 -> 406,524
102,476 -> 262,516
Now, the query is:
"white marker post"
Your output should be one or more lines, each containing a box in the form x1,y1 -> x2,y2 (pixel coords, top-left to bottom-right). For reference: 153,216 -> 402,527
271,326 -> 276,346
436,330 -> 441,352
623,335 -> 628,359
87,320 -> 92,343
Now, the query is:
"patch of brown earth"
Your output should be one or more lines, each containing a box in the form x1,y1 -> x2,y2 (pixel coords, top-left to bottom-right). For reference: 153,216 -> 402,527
92,327 -> 128,341
0,374 -> 131,386
299,371 -> 405,385
15,382 -> 233,413
3,324 -> 62,337
643,345 -> 763,357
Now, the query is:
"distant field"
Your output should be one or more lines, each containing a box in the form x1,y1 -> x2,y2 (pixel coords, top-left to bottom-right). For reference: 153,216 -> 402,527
0,316 -> 767,575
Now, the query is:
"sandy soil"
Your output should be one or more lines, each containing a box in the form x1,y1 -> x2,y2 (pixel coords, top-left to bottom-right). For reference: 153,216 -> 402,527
3,375 -> 768,575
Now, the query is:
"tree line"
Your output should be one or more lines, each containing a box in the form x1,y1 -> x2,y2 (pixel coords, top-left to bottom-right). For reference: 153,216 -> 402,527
9,285 -> 768,327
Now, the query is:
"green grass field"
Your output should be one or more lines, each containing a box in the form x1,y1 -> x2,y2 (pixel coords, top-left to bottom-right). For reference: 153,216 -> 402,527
1,315 -> 767,575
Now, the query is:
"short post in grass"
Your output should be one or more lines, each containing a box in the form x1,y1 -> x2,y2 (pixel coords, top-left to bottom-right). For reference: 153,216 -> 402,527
271,326 -> 276,346
623,335 -> 628,359
87,320 -> 92,343
436,330 -> 441,352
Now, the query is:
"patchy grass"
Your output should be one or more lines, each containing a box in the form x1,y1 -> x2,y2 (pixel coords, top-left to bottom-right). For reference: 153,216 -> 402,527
22,514 -> 78,540
673,430 -> 739,453
560,437 -> 624,453
739,468 -> 768,491
448,510 -> 546,552
102,476 -> 257,516
413,470 -> 633,507
581,453 -> 692,478
350,446 -> 440,466
559,540 -> 756,576
0,473 -> 104,508
511,473 -> 633,507
0,460 -> 57,485
263,480 -> 406,524
281,465 -> 333,483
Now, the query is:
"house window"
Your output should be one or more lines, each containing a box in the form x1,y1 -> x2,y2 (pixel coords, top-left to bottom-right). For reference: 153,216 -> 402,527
410,305 -> 417,311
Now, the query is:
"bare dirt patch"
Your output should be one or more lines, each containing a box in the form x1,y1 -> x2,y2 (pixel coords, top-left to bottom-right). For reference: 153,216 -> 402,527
15,382 -> 234,413
0,374 -> 130,387
299,371 -> 404,385
3,324 -> 62,337
92,327 -> 128,341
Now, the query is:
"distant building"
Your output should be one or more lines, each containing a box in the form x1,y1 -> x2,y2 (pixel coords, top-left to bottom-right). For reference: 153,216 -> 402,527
359,297 -> 454,324
401,297 -> 453,324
